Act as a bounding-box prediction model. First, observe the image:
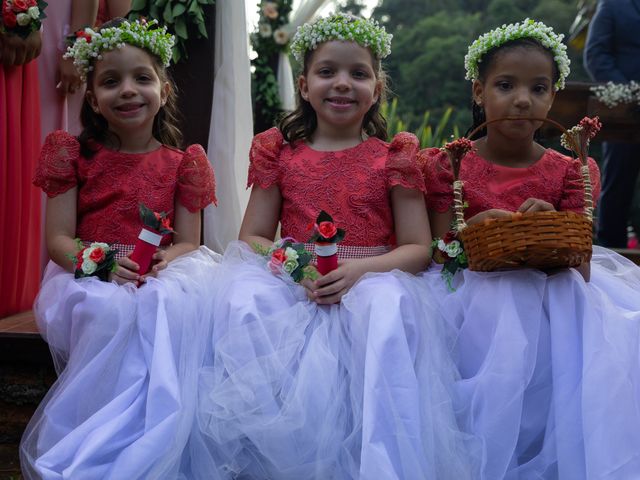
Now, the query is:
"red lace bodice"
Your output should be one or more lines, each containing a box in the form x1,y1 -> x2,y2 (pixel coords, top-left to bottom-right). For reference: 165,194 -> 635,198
33,130 -> 216,245
248,128 -> 424,247
420,147 -> 601,219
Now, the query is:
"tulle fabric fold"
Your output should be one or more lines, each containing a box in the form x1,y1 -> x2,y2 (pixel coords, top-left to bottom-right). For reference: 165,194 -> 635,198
196,241 -> 479,479
422,245 -> 640,479
20,247 -> 222,479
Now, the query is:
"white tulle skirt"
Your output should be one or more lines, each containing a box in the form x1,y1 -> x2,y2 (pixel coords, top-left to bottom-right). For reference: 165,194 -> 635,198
20,247 -> 222,480
423,246 -> 640,479
196,241 -> 478,479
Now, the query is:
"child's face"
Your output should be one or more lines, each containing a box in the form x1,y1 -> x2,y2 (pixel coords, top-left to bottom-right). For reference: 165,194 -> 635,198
472,46 -> 556,141
86,45 -> 169,140
298,40 -> 380,137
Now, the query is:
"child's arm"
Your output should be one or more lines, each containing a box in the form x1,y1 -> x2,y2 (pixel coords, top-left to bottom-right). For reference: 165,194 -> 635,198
238,185 -> 282,250
308,187 -> 431,305
45,188 -> 80,272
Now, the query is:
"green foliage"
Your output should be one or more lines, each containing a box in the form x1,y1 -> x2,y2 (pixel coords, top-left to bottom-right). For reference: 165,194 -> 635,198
128,0 -> 214,63
381,99 -> 461,148
373,0 -> 588,132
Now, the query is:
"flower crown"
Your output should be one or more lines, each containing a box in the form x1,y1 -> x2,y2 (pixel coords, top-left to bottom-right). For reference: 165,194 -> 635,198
465,18 -> 570,90
290,12 -> 392,62
64,19 -> 175,80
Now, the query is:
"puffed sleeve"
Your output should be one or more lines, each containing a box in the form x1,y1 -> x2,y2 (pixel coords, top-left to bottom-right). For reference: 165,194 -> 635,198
247,127 -> 284,189
385,132 -> 424,192
420,147 -> 455,213
33,130 -> 80,197
559,156 -> 602,214
176,144 -> 217,212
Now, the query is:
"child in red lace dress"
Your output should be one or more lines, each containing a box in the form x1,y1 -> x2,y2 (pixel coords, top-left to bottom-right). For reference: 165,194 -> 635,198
420,19 -> 640,479
21,19 -> 219,478
196,13 -> 474,480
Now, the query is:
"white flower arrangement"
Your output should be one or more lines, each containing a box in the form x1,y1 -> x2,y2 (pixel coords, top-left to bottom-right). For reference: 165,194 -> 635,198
465,18 -> 570,90
290,12 -> 392,62
590,81 -> 640,108
64,19 -> 175,81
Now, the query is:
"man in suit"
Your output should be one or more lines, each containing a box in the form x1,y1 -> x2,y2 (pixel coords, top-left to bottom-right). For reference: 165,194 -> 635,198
584,0 -> 640,248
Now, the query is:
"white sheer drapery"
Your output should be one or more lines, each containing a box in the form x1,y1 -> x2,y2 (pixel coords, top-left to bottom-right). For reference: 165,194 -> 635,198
203,0 -> 253,253
277,0 -> 333,111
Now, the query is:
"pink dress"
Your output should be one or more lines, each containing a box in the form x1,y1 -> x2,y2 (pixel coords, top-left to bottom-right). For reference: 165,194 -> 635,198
21,131 -> 222,479
0,60 -> 42,317
196,128 -> 476,479
419,147 -> 640,479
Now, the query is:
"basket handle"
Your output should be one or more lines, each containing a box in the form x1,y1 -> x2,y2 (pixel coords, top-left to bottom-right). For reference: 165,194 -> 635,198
450,116 -> 594,232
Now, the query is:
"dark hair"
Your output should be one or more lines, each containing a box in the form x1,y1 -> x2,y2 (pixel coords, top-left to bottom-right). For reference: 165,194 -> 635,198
465,37 -> 560,140
77,18 -> 183,157
279,44 -> 388,144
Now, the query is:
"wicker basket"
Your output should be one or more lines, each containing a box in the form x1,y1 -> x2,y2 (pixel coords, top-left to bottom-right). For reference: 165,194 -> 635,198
452,117 -> 594,272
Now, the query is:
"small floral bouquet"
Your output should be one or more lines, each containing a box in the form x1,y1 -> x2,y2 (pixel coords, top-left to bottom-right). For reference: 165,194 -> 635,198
432,230 -> 468,290
256,238 -> 318,283
590,81 -> 640,108
307,211 -> 345,275
129,204 -> 174,277
67,240 -> 118,281
1,0 -> 47,38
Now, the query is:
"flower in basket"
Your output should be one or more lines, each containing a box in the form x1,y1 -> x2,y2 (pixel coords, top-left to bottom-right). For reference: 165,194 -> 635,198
432,230 -> 468,291
1,0 -> 47,39
67,239 -> 118,281
255,238 -> 318,283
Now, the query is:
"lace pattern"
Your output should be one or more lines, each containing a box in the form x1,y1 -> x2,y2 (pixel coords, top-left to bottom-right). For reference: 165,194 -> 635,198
248,131 -> 423,247
33,131 -> 80,197
421,147 -> 601,218
33,131 -> 216,245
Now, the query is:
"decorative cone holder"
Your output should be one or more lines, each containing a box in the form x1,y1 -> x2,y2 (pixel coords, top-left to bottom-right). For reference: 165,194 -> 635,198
129,227 -> 162,276
315,242 -> 338,275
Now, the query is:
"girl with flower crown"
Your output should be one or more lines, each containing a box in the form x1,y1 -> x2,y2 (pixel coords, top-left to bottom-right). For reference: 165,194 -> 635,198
195,12 -> 475,480
20,18 -> 220,478
419,18 -> 640,479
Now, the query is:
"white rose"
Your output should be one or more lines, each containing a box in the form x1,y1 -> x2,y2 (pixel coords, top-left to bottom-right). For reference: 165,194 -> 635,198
437,239 -> 447,251
273,29 -> 289,45
28,6 -> 39,19
259,23 -> 272,38
444,240 -> 462,257
284,246 -> 298,261
283,259 -> 299,274
17,13 -> 31,26
81,259 -> 97,275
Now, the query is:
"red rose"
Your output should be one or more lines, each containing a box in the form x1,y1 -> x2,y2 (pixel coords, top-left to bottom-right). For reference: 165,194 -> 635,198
75,250 -> 84,270
12,0 -> 28,12
443,230 -> 457,244
89,247 -> 106,263
271,248 -> 286,264
76,30 -> 92,43
317,221 -> 337,240
26,0 -> 36,6
2,10 -> 16,28
160,216 -> 172,232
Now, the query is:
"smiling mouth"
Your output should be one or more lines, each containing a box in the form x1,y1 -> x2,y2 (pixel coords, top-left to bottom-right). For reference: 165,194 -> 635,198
116,103 -> 145,112
326,98 -> 356,108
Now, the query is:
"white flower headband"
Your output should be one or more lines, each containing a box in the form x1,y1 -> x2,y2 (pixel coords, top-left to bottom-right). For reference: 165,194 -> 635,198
465,18 -> 570,90
290,12 -> 392,63
64,19 -> 175,81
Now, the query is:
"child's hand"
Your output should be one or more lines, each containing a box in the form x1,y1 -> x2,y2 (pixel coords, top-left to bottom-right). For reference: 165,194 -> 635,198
304,259 -> 366,305
140,250 -> 169,282
467,209 -> 512,226
518,198 -> 555,213
109,257 -> 140,285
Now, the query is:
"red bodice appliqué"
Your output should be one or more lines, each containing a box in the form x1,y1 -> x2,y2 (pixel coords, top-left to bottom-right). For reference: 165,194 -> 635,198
420,147 -> 601,218
34,131 -> 216,246
248,128 -> 424,247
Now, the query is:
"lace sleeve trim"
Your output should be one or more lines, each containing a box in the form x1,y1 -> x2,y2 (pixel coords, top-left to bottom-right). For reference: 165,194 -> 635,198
176,144 -> 217,212
247,127 -> 284,189
422,148 -> 454,213
32,130 -> 80,197
386,132 -> 425,192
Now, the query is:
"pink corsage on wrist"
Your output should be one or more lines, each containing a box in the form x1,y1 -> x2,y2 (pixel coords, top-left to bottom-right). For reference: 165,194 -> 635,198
307,211 -> 346,275
255,238 -> 318,283
67,240 -> 118,281
432,230 -> 468,290
1,0 -> 47,39
129,204 -> 174,278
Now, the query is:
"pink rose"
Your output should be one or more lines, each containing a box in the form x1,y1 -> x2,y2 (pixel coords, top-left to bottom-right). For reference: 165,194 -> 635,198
317,221 -> 337,240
